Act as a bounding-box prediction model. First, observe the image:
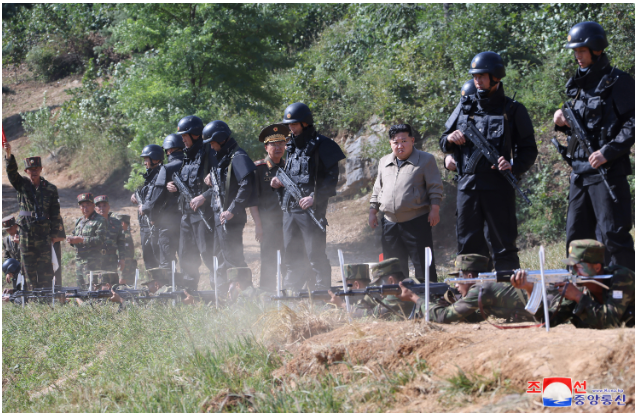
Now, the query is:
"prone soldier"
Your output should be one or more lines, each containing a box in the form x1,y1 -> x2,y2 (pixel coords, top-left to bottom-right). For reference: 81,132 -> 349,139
202,121 -> 257,284
166,115 -> 217,290
66,193 -> 107,288
398,254 -> 535,324
227,267 -> 269,305
552,22 -> 635,270
140,139 -> 183,269
328,263 -> 376,317
94,195 -> 126,282
440,52 -> 538,271
512,240 -> 635,329
3,142 -> 66,288
270,103 -> 346,291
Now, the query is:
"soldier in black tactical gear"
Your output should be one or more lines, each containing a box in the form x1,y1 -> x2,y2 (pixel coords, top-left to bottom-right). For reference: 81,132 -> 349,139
553,22 -> 635,270
166,115 -> 217,290
131,144 -> 163,270
139,135 -> 185,269
440,52 -> 538,271
202,120 -> 257,284
271,102 -> 346,290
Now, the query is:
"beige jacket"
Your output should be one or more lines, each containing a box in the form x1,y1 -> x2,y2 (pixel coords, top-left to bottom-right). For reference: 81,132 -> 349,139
370,149 -> 443,223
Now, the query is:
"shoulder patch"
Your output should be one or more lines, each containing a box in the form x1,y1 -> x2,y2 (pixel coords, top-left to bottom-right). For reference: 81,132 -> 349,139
254,159 -> 267,166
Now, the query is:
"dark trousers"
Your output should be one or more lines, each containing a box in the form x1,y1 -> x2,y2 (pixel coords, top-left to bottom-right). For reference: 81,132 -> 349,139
140,225 -> 159,270
456,187 -> 520,271
283,210 -> 331,290
214,218 -> 248,283
566,176 -> 635,270
179,215 -> 216,290
381,213 -> 437,282
259,217 -> 284,292
153,225 -> 179,269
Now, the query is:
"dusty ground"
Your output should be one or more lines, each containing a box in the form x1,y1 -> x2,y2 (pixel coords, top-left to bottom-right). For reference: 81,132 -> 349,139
272,319 -> 635,413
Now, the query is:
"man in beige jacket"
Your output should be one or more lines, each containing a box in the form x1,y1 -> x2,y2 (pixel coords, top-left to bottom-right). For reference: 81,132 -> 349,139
369,124 -> 443,282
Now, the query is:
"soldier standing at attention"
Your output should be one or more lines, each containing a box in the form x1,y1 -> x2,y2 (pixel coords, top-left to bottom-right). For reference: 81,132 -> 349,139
202,121 -> 257,284
112,213 -> 137,284
94,195 -> 126,283
369,124 -> 443,282
166,115 -> 217,290
440,51 -> 537,271
140,139 -> 183,269
270,103 -> 346,291
67,193 -> 106,288
131,144 -> 163,270
3,141 -> 66,288
552,22 -> 635,270
2,216 -> 21,263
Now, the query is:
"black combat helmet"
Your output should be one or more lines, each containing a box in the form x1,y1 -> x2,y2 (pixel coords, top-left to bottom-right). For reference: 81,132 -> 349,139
282,102 -> 314,126
2,258 -> 20,275
176,115 -> 204,136
468,51 -> 506,79
461,79 -> 477,97
162,133 -> 185,151
202,120 -> 232,144
140,144 -> 164,161
565,21 -> 608,51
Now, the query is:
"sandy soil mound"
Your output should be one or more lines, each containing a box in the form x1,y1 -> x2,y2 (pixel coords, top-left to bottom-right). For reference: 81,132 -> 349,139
274,320 -> 635,412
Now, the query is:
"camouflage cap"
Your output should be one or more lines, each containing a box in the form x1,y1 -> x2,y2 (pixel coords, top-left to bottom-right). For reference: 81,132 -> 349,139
344,264 -> 370,283
24,156 -> 41,169
141,267 -> 172,285
448,254 -> 490,276
77,193 -> 94,204
94,195 -> 109,204
112,213 -> 131,225
259,123 -> 290,143
2,215 -> 16,230
562,239 -> 605,265
227,267 -> 252,284
370,258 -> 403,285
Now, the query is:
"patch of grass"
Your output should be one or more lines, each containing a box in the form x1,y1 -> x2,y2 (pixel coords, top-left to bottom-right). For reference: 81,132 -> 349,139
444,367 -> 508,397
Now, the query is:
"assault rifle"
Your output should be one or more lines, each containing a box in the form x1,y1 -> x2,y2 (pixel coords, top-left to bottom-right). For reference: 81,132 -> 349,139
270,285 -> 352,302
559,100 -> 618,203
444,269 -> 612,314
276,168 -> 326,233
333,280 -> 455,299
459,121 -> 532,206
171,173 -> 215,232
139,289 -> 218,303
208,167 -> 227,232
134,189 -> 154,246
6,285 -> 150,304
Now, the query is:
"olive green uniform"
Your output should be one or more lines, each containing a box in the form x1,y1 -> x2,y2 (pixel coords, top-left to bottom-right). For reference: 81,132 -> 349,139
70,211 -> 107,287
103,212 -> 127,272
5,155 -> 66,287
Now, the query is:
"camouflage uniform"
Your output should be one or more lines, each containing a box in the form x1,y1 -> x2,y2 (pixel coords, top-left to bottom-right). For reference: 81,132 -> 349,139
536,240 -> 635,329
112,213 -> 137,283
3,216 -> 21,262
96,205 -> 126,272
228,267 -> 268,304
368,258 -> 415,320
341,263 -> 376,318
70,194 -> 107,287
5,155 -> 66,288
418,254 -> 533,323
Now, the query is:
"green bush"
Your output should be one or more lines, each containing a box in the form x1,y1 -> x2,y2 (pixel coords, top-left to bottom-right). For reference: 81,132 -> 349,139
25,42 -> 82,82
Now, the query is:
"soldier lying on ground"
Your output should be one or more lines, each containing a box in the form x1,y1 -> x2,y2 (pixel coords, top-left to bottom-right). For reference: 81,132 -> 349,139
511,239 -> 635,329
227,267 -> 269,305
397,254 -> 535,323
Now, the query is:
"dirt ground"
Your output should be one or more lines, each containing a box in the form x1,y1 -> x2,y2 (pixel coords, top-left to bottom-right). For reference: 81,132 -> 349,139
272,320 -> 635,413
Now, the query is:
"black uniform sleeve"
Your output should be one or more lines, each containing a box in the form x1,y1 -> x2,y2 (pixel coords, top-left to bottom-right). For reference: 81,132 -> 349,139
510,103 -> 538,177
228,173 -> 256,214
601,114 -> 635,162
439,102 -> 463,153
314,162 -> 340,204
